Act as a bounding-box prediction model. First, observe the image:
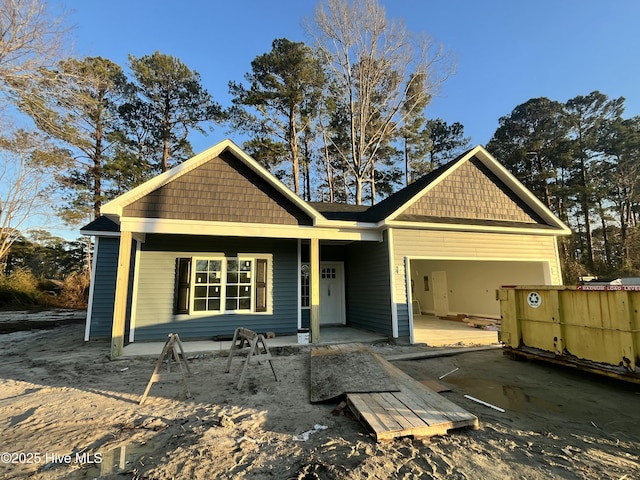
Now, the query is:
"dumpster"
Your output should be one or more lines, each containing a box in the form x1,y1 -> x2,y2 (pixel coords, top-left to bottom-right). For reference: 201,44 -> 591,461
498,285 -> 640,383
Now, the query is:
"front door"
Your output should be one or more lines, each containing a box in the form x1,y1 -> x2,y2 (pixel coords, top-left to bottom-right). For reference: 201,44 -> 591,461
320,262 -> 345,325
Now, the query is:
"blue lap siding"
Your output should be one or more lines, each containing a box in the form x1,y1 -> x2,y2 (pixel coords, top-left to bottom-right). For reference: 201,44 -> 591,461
87,237 -> 118,338
131,235 -> 298,341
88,233 -> 395,341
344,236 -> 393,335
87,237 -> 136,339
396,304 -> 410,338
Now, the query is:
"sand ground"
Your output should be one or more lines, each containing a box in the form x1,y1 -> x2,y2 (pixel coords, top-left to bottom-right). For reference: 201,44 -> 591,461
1,314 -> 639,479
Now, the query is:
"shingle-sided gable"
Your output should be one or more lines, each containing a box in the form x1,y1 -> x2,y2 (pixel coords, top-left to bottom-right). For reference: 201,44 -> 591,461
396,157 -> 546,226
122,151 -> 313,226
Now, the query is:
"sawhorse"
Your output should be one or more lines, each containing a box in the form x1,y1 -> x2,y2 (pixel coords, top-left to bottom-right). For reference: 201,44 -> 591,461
139,333 -> 192,405
224,327 -> 278,389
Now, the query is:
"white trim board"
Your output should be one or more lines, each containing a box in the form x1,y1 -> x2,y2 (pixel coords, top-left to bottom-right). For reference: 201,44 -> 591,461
119,217 -> 382,241
128,240 -> 142,343
84,236 -> 100,342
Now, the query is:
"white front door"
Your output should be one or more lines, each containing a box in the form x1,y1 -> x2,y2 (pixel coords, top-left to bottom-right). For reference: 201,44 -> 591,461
320,262 -> 345,325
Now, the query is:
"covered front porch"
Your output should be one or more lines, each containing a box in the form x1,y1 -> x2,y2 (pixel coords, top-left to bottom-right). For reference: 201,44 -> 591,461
105,229 -> 389,357
298,236 -> 395,341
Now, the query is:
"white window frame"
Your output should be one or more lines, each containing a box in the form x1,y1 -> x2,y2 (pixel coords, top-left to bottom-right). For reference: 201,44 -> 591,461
301,262 -> 310,310
189,254 -> 272,315
191,255 -> 225,314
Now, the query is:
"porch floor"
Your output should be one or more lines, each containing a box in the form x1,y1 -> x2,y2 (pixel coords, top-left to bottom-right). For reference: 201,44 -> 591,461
413,315 -> 499,347
120,326 -> 389,358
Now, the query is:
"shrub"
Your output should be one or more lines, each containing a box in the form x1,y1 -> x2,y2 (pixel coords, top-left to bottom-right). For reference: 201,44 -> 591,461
0,268 -> 41,307
55,271 -> 90,308
0,269 -> 90,309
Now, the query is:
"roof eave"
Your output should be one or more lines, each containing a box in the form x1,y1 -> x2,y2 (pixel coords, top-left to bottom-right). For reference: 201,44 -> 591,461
118,217 -> 382,241
80,230 -> 121,237
313,218 -> 379,229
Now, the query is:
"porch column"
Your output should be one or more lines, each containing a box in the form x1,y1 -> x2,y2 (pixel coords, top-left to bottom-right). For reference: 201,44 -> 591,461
310,237 -> 320,343
111,230 -> 132,358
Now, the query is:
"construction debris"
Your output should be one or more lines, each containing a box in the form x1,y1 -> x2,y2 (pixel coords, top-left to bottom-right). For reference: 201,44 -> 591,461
310,343 -> 478,442
385,345 -> 502,362
463,394 -> 505,413
438,367 -> 459,379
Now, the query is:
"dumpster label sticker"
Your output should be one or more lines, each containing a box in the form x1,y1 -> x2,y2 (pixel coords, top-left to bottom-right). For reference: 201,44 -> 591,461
527,292 -> 542,308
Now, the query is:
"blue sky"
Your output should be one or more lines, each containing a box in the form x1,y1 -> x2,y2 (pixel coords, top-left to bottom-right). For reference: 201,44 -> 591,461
39,0 -> 639,239
67,0 -> 640,149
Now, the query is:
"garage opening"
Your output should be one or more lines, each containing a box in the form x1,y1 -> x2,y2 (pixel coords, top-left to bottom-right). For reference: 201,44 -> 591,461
408,259 -> 550,346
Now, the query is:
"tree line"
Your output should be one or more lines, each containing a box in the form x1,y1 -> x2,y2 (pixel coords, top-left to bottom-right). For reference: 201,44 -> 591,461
0,0 -> 469,282
1,0 -> 466,223
487,93 -> 640,281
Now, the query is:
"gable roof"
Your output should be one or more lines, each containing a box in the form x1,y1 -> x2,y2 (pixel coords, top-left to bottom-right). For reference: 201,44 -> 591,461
357,153 -> 464,223
357,145 -> 571,233
96,140 -> 569,236
101,139 -> 323,225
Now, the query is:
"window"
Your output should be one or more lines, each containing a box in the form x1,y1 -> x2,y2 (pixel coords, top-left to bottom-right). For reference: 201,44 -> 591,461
225,259 -> 252,311
301,263 -> 310,308
175,258 -> 192,314
321,267 -> 336,279
175,255 -> 271,315
255,258 -> 267,312
193,259 -> 222,312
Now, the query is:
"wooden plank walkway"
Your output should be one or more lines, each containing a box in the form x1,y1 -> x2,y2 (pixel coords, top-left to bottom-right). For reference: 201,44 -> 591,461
347,351 -> 479,441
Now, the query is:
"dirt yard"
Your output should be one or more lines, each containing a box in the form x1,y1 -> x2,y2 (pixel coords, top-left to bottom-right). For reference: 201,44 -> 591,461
1,314 -> 639,479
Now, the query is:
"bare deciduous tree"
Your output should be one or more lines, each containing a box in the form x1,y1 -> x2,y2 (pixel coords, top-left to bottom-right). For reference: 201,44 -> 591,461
0,0 -> 70,112
0,131 -> 66,263
308,0 -> 454,204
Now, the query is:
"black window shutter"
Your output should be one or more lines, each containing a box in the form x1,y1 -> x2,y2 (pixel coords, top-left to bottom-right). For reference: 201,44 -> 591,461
175,258 -> 191,314
255,258 -> 267,312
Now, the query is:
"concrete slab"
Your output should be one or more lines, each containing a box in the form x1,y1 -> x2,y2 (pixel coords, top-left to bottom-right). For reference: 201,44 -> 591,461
413,315 -> 499,347
120,326 -> 388,358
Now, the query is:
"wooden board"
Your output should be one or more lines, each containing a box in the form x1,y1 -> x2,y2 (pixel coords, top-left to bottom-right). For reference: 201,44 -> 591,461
419,380 -> 451,393
384,345 -> 502,362
347,352 -> 479,441
310,344 -> 400,403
